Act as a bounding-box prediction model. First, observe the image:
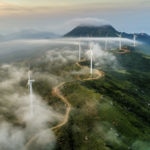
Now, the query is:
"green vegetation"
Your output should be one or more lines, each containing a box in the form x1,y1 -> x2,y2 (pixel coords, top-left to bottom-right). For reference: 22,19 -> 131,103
54,51 -> 150,150
1,46 -> 149,150
18,49 -> 149,150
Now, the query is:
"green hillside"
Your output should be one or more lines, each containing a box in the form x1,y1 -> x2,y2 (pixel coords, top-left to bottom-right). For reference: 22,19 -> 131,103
53,50 -> 150,150
0,43 -> 149,150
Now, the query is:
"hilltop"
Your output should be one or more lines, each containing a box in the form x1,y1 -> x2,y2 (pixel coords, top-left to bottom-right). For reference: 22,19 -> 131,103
54,48 -> 150,150
64,25 -> 119,37
64,25 -> 150,45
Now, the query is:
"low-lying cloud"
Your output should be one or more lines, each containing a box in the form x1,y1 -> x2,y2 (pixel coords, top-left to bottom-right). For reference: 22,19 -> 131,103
0,36 -> 136,149
0,64 -> 63,150
84,42 -> 118,69
132,140 -> 150,150
64,17 -> 110,30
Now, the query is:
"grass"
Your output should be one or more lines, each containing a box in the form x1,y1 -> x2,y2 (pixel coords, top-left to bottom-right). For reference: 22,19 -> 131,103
1,46 -> 149,150
54,50 -> 150,150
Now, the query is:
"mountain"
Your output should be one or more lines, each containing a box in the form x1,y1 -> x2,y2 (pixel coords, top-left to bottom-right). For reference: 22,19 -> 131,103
122,32 -> 150,45
64,25 -> 119,37
64,25 -> 150,45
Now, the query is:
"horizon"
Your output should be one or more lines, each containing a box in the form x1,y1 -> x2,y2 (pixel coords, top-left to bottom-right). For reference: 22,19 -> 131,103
1,23 -> 150,37
0,0 -> 149,35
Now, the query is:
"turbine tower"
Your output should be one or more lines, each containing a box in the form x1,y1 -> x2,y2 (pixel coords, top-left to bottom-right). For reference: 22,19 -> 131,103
133,34 -> 137,47
89,43 -> 93,75
27,71 -> 35,117
117,33 -> 122,50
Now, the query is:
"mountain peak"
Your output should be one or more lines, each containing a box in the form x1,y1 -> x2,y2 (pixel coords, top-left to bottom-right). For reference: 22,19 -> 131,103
64,25 -> 119,37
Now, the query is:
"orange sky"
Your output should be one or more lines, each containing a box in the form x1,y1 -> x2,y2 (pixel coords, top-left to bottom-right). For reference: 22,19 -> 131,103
0,0 -> 149,34
0,0 -> 149,16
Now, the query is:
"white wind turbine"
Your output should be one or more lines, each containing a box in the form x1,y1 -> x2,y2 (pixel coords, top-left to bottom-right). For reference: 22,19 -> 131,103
133,34 -> 137,47
117,33 -> 122,50
89,43 -> 93,75
27,71 -> 35,117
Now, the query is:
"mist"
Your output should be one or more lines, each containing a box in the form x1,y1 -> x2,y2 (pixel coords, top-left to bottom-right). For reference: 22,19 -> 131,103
0,64 -> 64,150
0,42 -> 84,149
132,140 -> 150,150
0,36 -> 138,149
63,18 -> 110,33
0,37 -> 139,64
85,42 -> 118,69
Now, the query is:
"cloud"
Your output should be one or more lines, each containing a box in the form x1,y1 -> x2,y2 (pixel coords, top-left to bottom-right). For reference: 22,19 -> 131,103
132,140 -> 150,150
84,42 -> 118,69
0,64 -> 26,91
0,93 -> 58,149
95,122 -> 121,145
0,39 -> 85,148
0,122 -> 25,150
0,35 -> 142,149
64,18 -> 110,30
0,64 -> 63,150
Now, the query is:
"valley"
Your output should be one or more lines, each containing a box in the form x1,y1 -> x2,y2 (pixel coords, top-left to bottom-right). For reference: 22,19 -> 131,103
0,37 -> 149,150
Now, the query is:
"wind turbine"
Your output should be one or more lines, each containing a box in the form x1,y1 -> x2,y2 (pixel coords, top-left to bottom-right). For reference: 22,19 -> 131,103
89,43 -> 93,75
133,34 -> 137,47
117,33 -> 122,50
27,71 -> 35,117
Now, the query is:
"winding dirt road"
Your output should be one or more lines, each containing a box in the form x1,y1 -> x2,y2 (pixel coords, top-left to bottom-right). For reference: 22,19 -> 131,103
51,82 -> 71,131
24,82 -> 71,150
50,62 -> 104,130
76,61 -> 104,81
24,60 -> 104,149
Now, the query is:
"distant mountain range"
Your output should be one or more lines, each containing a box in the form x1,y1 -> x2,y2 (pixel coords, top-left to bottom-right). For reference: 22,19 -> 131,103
0,25 -> 150,45
0,30 -> 59,41
64,25 -> 150,45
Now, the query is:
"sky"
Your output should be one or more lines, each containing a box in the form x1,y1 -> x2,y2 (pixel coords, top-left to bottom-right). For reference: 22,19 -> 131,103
0,0 -> 150,35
